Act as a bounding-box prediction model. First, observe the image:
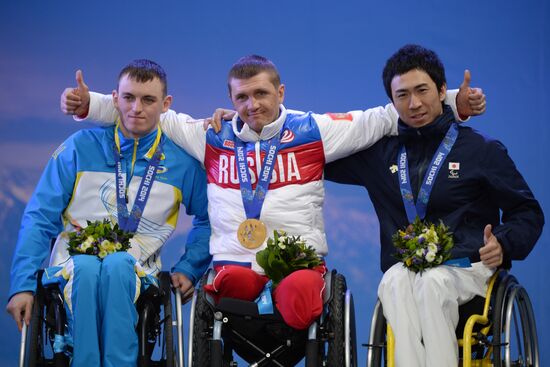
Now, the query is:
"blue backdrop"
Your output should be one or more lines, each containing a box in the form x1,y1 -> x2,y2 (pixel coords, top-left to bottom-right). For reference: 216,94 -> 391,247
0,1 -> 548,365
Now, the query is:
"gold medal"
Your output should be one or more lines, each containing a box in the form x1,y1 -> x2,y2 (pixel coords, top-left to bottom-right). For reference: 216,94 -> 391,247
237,219 -> 267,249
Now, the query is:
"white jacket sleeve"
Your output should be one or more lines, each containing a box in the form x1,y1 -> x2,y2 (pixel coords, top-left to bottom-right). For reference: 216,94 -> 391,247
160,109 -> 207,163
444,89 -> 467,121
75,92 -> 119,125
317,89 -> 464,163
315,103 -> 398,163
76,92 -> 207,163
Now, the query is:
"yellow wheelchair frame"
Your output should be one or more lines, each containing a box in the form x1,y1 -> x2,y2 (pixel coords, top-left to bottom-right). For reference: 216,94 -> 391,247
366,270 -> 539,367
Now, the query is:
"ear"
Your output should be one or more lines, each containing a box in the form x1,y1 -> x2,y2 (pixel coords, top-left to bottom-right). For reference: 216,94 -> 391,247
278,83 -> 285,104
112,89 -> 119,109
439,83 -> 447,102
162,95 -> 173,113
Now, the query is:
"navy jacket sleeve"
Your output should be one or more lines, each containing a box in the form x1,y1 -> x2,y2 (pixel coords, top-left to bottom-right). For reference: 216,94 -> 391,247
481,139 -> 544,262
324,150 -> 369,186
170,157 -> 211,285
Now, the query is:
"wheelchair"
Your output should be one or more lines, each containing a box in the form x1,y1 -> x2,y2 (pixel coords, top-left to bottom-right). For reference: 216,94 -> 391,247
19,270 -> 185,367
364,269 -> 539,367
187,268 -> 358,366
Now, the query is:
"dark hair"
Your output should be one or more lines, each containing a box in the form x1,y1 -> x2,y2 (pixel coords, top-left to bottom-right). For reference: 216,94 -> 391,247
227,55 -> 281,95
118,59 -> 168,96
382,44 -> 446,101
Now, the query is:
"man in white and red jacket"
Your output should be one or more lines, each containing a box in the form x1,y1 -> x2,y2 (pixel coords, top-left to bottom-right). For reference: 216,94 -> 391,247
63,55 -> 484,330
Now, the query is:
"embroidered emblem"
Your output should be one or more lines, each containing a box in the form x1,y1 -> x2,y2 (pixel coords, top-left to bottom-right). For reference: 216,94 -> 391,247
280,129 -> 295,144
389,164 -> 398,174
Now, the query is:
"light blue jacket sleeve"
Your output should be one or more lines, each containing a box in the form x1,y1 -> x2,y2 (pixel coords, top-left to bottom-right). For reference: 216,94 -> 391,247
170,156 -> 211,285
8,138 -> 77,299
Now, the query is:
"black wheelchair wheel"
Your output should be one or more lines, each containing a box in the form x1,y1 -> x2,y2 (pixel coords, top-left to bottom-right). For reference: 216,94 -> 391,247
326,273 -> 347,366
365,300 -> 386,367
492,273 -> 539,367
159,272 -> 175,367
190,278 -> 213,367
346,290 -> 358,367
24,292 -> 45,367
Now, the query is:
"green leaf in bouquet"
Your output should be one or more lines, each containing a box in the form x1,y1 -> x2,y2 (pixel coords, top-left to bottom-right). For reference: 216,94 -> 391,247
256,248 -> 269,269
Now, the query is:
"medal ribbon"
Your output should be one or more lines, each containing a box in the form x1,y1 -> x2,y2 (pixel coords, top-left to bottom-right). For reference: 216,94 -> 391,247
113,122 -> 163,233
398,123 -> 459,223
234,133 -> 282,220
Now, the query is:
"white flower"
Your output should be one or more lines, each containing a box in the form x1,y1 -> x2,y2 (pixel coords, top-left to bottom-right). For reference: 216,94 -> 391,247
278,236 -> 288,249
80,236 -> 95,252
425,251 -> 436,263
428,242 -> 438,253
416,248 -> 424,257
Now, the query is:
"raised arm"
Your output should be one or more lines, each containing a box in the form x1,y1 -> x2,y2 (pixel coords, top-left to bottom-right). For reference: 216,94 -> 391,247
317,78 -> 484,163
60,70 -> 208,162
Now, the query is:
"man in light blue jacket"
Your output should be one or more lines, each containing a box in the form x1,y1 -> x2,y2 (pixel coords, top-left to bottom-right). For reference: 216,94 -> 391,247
6,59 -> 211,366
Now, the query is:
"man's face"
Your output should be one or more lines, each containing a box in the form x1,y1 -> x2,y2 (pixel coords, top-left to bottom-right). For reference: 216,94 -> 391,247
229,71 -> 285,133
113,74 -> 172,138
390,69 -> 446,128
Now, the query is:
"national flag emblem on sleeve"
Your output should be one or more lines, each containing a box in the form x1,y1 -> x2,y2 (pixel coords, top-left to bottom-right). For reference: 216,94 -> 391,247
448,162 -> 460,170
223,139 -> 235,149
325,112 -> 353,121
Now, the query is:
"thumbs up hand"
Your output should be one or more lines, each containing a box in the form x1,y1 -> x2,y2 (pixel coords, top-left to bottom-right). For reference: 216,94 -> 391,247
456,69 -> 486,118
479,224 -> 504,268
60,69 -> 90,117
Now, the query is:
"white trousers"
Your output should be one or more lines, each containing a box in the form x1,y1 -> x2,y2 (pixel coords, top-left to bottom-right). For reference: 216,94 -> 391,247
378,262 -> 494,367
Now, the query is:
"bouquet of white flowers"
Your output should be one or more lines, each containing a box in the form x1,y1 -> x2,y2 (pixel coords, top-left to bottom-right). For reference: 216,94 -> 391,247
67,219 -> 133,259
392,218 -> 453,273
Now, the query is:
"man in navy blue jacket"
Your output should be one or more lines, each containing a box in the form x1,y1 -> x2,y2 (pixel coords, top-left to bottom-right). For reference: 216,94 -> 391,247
325,44 -> 544,367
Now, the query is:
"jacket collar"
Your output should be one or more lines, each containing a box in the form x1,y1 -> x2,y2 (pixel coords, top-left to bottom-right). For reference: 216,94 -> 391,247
231,105 -> 287,142
398,105 -> 455,143
102,126 -> 163,166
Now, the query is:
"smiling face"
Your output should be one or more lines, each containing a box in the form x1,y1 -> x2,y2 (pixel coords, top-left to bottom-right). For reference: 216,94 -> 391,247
113,74 -> 172,138
229,71 -> 285,133
390,68 -> 446,128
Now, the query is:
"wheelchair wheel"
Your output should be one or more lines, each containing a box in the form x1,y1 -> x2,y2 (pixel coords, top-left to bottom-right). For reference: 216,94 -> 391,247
24,292 -> 45,367
326,273 -> 357,367
189,277 -> 213,366
492,273 -> 539,367
365,300 -> 386,367
346,290 -> 358,367
159,272 -> 176,367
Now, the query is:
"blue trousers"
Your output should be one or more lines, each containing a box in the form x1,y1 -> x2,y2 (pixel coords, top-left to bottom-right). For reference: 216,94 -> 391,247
63,252 -> 140,367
